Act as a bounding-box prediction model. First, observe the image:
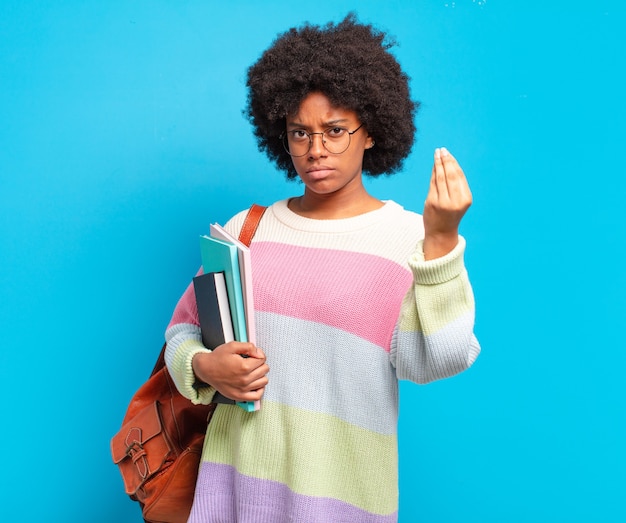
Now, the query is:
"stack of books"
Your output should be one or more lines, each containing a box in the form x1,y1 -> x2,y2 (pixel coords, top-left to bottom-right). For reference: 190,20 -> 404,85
193,223 -> 259,412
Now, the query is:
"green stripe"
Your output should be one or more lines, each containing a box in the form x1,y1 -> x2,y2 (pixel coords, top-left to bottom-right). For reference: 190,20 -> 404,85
202,401 -> 398,515
398,274 -> 474,336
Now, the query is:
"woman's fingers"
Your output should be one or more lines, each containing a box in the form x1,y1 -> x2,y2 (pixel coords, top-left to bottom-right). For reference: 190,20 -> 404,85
429,147 -> 472,211
424,147 -> 472,237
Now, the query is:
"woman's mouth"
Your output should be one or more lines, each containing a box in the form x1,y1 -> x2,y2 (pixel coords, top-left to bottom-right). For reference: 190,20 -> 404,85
306,166 -> 334,179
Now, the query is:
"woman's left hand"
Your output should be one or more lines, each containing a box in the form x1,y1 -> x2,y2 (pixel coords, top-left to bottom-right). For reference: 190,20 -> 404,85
422,147 -> 472,260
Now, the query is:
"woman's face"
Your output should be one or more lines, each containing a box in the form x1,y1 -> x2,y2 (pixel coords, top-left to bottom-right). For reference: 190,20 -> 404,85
285,92 -> 373,198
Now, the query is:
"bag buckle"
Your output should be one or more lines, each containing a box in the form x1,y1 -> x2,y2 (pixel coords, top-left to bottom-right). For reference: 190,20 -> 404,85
125,427 -> 150,479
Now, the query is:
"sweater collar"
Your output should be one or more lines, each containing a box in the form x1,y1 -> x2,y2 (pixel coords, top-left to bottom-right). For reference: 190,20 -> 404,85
271,199 -> 403,233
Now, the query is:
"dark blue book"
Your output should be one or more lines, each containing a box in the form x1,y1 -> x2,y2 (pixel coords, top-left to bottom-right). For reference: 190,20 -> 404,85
193,271 -> 255,411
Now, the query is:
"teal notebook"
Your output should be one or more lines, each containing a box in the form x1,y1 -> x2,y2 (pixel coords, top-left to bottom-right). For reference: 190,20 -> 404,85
199,235 -> 248,343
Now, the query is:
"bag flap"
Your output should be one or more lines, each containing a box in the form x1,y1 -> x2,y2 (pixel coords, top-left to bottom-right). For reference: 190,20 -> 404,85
111,401 -> 164,464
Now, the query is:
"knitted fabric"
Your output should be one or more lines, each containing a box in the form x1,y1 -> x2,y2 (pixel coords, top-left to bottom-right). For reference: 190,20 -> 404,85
165,199 -> 480,523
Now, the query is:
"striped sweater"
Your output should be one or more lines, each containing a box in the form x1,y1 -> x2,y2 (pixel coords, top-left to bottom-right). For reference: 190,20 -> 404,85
165,199 -> 480,523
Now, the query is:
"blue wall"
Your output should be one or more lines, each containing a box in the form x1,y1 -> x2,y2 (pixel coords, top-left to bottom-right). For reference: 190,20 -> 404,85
1,1 -> 624,522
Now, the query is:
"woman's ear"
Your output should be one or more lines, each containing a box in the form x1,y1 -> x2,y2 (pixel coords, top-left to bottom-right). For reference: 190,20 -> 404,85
366,135 -> 375,149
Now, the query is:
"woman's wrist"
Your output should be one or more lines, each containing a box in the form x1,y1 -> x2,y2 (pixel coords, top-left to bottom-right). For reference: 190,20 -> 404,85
422,231 -> 459,260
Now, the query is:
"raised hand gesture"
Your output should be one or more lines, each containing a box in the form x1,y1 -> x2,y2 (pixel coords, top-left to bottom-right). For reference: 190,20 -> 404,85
422,147 -> 473,260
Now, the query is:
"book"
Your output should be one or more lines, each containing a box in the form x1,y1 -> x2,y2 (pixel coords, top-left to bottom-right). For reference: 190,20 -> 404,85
209,223 -> 256,344
199,235 -> 248,343
193,272 -> 234,350
193,271 -> 241,408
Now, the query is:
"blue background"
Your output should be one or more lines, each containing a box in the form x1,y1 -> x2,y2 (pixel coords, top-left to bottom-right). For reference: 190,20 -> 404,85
1,1 -> 624,522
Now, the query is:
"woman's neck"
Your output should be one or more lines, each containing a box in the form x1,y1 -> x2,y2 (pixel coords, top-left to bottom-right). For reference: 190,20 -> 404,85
289,188 -> 383,219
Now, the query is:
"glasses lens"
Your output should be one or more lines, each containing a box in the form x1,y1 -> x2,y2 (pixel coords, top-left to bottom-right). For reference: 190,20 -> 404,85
323,130 -> 350,154
283,132 -> 308,157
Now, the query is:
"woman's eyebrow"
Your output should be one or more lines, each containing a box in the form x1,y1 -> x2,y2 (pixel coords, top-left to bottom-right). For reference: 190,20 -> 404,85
286,118 -> 351,129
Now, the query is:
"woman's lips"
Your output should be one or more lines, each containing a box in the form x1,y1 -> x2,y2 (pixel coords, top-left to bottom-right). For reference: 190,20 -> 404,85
306,166 -> 334,179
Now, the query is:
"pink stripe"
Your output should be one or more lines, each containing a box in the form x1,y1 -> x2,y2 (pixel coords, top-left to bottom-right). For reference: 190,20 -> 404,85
251,242 -> 411,350
167,268 -> 202,328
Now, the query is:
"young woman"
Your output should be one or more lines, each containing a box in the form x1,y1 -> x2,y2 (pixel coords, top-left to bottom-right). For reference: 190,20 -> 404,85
165,14 -> 480,523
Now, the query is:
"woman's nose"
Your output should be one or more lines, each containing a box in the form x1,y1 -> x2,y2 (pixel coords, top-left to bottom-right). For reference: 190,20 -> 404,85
308,132 -> 326,157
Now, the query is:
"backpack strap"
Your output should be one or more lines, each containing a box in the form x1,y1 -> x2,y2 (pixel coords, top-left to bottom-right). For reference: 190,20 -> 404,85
238,203 -> 267,247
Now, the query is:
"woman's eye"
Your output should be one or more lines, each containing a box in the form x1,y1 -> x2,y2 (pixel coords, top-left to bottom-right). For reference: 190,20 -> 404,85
327,127 -> 346,137
291,130 -> 308,140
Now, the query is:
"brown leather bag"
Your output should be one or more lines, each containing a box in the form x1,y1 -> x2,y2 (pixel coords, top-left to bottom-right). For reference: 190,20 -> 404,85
111,204 -> 267,523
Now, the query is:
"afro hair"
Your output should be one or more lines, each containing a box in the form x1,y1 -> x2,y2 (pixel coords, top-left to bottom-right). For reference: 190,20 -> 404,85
245,13 -> 419,179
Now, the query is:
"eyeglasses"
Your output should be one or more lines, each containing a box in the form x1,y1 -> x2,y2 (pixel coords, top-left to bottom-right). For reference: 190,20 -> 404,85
281,124 -> 364,157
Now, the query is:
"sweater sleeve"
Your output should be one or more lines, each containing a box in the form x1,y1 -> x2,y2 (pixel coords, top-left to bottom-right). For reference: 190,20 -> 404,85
164,270 -> 218,405
390,235 -> 481,384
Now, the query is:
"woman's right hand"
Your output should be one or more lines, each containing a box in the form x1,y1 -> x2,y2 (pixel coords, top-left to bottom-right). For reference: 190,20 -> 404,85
192,342 -> 269,402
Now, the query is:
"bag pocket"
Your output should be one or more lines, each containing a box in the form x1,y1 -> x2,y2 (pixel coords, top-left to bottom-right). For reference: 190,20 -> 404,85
111,401 -> 174,498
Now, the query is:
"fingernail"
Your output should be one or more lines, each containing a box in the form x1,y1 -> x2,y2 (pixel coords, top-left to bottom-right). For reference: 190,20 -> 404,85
435,148 -> 441,159
441,147 -> 449,157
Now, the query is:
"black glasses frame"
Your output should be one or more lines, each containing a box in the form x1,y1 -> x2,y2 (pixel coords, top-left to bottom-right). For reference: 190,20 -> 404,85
280,124 -> 364,157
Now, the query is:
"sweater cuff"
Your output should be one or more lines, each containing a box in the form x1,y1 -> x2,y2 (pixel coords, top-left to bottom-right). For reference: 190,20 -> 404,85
172,342 -> 217,405
186,348 -> 219,405
409,236 -> 467,285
